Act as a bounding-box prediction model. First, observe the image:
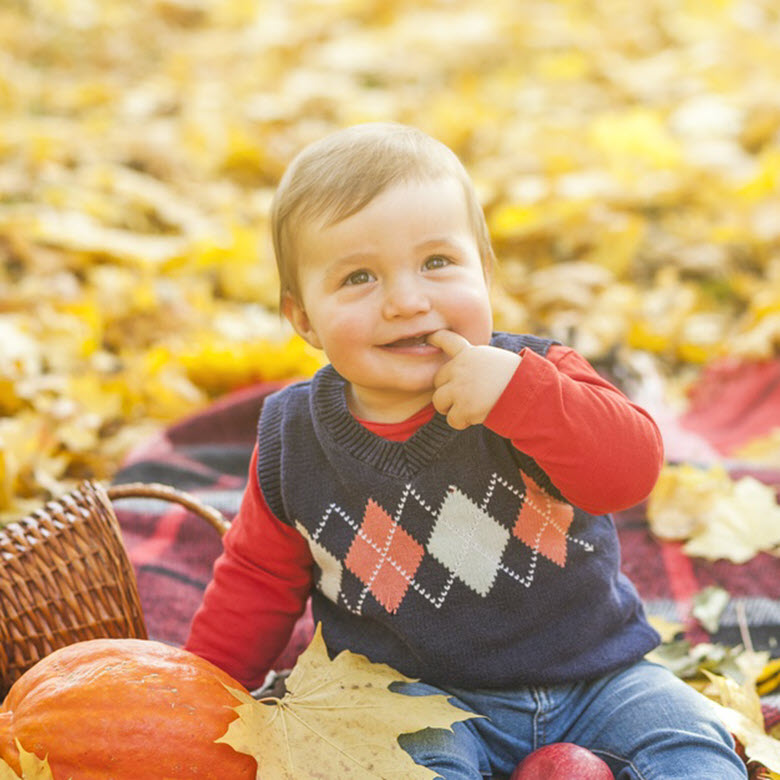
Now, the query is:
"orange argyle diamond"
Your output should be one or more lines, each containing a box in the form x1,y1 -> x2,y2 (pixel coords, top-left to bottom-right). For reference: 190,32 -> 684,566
346,498 -> 424,613
513,473 -> 574,567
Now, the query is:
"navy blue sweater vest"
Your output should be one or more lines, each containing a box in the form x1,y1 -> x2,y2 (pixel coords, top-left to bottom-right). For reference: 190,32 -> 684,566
257,333 -> 659,689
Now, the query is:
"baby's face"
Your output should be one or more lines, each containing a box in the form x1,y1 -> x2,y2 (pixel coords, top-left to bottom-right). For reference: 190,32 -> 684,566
284,176 -> 493,422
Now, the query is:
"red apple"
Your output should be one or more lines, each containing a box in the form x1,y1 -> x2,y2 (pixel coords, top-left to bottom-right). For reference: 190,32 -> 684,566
510,742 -> 615,779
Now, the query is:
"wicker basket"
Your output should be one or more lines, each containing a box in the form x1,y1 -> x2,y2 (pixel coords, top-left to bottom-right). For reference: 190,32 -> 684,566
0,480 -> 228,699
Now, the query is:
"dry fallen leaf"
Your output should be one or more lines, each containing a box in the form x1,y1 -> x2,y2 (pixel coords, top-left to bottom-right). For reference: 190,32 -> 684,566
646,614 -> 685,644
734,429 -> 780,467
704,671 -> 780,774
648,638 -> 768,689
647,464 -> 780,562
2,2 -> 780,526
218,624 -> 480,779
692,586 -> 731,634
0,741 -> 54,780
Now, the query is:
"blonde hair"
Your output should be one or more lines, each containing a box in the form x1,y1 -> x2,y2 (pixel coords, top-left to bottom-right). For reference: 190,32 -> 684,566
271,122 -> 495,305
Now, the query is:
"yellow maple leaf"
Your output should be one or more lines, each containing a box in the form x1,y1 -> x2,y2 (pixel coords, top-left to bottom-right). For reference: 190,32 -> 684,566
217,624 -> 480,780
646,614 -> 685,643
734,429 -> 780,467
705,668 -> 764,728
589,108 -> 683,170
0,741 -> 53,780
647,463 -> 780,562
703,672 -> 780,774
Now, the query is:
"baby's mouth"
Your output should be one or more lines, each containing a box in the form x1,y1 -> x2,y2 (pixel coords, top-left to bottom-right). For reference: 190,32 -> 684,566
382,334 -> 431,348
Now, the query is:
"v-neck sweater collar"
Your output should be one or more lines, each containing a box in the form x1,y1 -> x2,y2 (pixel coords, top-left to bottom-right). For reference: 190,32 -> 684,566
311,364 -> 458,479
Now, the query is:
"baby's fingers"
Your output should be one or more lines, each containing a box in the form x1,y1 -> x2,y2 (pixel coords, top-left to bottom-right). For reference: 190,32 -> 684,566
431,384 -> 455,416
427,329 -> 471,358
433,359 -> 453,388
444,409 -> 471,430
432,388 -> 473,430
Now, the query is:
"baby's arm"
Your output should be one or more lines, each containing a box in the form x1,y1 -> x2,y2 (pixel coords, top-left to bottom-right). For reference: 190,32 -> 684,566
184,446 -> 314,690
484,345 -> 663,514
428,330 -> 663,514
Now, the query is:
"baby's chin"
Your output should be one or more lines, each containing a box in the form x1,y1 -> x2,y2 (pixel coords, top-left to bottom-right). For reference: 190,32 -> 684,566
345,385 -> 436,423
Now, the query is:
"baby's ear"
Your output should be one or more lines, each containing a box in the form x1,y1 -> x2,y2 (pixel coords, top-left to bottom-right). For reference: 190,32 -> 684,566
282,293 -> 322,349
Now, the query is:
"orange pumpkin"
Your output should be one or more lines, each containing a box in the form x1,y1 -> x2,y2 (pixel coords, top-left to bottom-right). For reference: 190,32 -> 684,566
0,638 -> 257,779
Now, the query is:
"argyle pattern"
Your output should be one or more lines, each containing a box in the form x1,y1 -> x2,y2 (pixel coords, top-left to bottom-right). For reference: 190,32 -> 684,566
296,468 -> 593,616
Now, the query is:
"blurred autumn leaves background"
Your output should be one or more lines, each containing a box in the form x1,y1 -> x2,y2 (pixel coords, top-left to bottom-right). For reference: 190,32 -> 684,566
2,0 -> 780,523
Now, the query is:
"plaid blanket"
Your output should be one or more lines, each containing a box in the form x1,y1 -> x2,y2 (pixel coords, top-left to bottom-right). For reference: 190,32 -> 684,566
111,367 -> 780,728
681,357 -> 780,457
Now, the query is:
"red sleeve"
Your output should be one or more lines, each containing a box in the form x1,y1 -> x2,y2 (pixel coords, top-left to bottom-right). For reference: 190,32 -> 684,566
184,445 -> 314,690
484,344 -> 664,515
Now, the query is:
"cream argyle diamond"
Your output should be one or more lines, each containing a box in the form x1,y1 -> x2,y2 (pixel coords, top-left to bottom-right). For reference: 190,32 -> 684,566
296,521 -> 343,604
427,487 -> 510,596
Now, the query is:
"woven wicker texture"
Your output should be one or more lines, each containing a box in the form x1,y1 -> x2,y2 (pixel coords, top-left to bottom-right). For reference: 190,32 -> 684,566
0,481 -> 146,698
0,480 -> 229,699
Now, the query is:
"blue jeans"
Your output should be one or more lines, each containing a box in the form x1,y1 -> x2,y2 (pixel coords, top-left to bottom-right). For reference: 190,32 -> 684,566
397,660 -> 746,780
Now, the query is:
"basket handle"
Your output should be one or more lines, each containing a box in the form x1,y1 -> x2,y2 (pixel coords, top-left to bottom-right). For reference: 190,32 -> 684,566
106,482 -> 231,537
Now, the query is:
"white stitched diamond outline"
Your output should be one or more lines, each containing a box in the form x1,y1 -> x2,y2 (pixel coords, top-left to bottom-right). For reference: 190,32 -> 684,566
298,472 -> 594,615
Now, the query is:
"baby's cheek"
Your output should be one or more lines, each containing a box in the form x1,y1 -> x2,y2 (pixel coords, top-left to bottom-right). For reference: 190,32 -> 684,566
447,292 -> 492,341
319,314 -> 372,360
334,318 -> 370,347
458,315 -> 493,347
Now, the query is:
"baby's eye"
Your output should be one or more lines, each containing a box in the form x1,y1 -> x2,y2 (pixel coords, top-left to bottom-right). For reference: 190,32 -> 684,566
343,269 -> 374,286
423,255 -> 451,270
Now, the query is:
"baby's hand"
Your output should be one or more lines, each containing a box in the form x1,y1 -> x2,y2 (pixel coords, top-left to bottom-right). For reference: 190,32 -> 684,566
428,330 -> 521,430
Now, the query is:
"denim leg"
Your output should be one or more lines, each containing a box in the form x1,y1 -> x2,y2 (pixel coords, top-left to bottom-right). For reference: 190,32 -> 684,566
396,664 -> 746,780
395,682 -> 491,779
554,660 -> 747,780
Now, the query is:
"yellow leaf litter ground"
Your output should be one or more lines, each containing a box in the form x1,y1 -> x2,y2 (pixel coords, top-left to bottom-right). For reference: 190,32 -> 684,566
2,0 -> 780,519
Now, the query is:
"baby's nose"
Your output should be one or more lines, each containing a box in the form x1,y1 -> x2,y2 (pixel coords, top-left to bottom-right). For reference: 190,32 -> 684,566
382,276 -> 431,318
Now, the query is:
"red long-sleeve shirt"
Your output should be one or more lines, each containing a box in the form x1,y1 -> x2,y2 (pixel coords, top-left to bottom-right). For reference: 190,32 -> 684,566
185,345 -> 663,689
